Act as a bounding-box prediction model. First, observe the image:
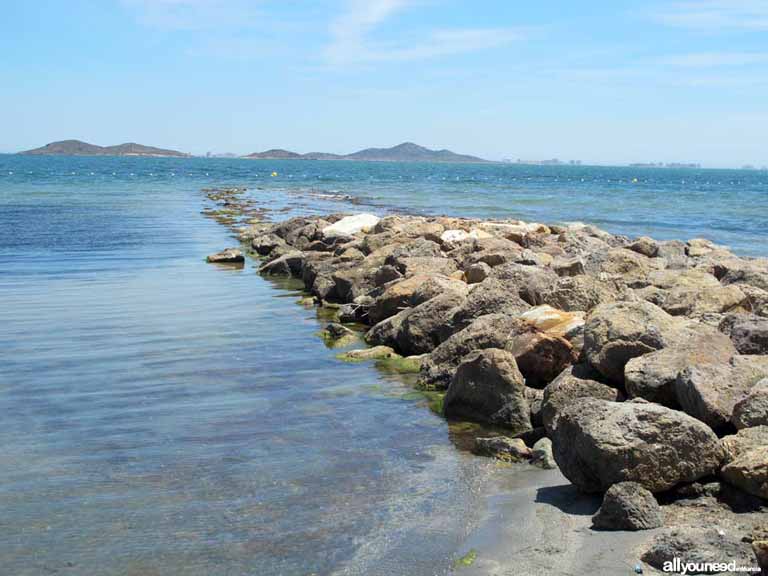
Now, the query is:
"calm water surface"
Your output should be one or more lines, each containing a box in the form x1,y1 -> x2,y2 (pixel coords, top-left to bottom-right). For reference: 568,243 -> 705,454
1,155 -> 766,575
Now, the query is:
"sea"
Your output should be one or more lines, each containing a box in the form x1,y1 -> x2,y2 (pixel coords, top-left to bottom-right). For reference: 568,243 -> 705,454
0,155 -> 766,576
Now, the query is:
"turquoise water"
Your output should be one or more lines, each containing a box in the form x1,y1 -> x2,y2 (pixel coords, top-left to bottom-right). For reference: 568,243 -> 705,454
0,155 -> 766,575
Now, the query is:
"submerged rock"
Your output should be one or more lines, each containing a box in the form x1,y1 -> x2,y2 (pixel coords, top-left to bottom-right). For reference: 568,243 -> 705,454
206,248 -> 244,264
552,398 -> 724,493
592,482 -> 663,531
474,436 -> 531,462
336,345 -> 399,362
530,437 -> 557,469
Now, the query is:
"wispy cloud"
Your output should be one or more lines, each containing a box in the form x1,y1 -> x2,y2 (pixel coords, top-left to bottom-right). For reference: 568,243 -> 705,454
324,0 -> 522,65
653,0 -> 768,30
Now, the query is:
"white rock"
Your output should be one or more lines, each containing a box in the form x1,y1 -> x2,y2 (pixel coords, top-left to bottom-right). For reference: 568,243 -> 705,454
440,229 -> 469,244
322,213 -> 380,237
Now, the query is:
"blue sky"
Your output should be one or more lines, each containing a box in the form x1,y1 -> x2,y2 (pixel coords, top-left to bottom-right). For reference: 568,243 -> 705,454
2,0 -> 768,166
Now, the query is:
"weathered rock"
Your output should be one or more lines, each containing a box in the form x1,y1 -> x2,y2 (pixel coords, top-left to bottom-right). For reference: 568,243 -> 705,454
492,262 -> 559,306
641,528 -> 757,573
251,233 -> 287,256
443,348 -> 532,434
662,273 -> 747,317
525,387 -> 544,427
754,540 -> 768,574
585,247 -> 654,287
624,327 -> 737,406
733,378 -> 768,429
675,356 -> 768,430
322,213 -> 379,237
465,262 -> 491,284
628,236 -> 659,258
720,313 -> 768,355
206,248 -> 244,264
259,250 -> 304,276
583,301 -> 685,385
397,257 -> 458,278
592,482 -> 663,531
530,437 -> 557,469
518,305 -> 584,338
409,275 -> 468,306
721,426 -> 768,464
542,364 -> 623,433
419,314 -> 528,390
552,256 -> 586,277
552,398 -> 724,493
337,345 -> 399,361
474,436 -> 531,462
721,446 -> 768,500
396,290 -> 466,355
505,329 -> 577,387
370,275 -> 431,323
540,275 -> 620,312
448,278 -> 530,332
365,308 -> 412,348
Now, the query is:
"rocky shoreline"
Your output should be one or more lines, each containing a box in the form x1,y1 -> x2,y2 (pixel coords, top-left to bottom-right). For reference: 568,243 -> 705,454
205,186 -> 768,574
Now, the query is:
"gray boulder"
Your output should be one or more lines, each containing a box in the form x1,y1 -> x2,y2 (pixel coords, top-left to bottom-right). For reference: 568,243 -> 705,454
733,378 -> 768,429
552,398 -> 724,493
418,314 -> 528,390
443,348 -> 532,434
206,247 -> 244,264
675,356 -> 768,430
541,364 -> 623,434
721,446 -> 768,500
259,250 -> 304,276
395,290 -> 466,355
448,277 -> 530,333
624,327 -> 736,406
583,301 -> 685,385
719,313 -> 768,355
642,528 -> 757,574
721,426 -> 768,463
592,482 -> 663,531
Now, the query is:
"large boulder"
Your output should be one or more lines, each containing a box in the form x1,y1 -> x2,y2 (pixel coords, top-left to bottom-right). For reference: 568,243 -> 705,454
624,327 -> 737,406
395,290 -> 466,355
418,314 -> 528,390
591,482 -> 663,531
583,301 -> 686,385
733,378 -> 768,429
721,446 -> 768,500
719,313 -> 768,355
721,426 -> 768,463
491,262 -> 559,306
370,275 -> 431,323
322,213 -> 379,237
474,436 -> 531,462
365,308 -> 412,348
539,275 -> 620,312
641,528 -> 757,574
505,329 -> 577,387
443,348 -> 532,434
259,250 -> 304,276
448,278 -> 530,332
675,356 -> 768,430
552,398 -> 724,493
541,365 -> 624,434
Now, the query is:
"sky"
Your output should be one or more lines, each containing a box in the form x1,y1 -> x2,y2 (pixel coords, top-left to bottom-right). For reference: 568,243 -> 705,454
1,0 -> 768,166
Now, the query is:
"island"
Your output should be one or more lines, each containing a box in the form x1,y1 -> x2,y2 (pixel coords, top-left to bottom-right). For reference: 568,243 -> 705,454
19,140 -> 189,157
244,142 -> 488,163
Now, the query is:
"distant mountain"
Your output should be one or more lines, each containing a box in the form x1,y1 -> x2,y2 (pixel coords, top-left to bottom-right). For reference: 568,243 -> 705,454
243,142 -> 487,163
19,139 -> 188,157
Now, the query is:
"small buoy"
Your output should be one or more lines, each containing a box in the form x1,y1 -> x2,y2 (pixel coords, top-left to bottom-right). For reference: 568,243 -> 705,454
632,178 -> 638,183
271,171 -> 278,177
634,563 -> 643,574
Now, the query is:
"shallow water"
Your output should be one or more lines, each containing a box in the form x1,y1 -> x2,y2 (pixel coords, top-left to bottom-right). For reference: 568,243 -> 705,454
0,155 -> 765,575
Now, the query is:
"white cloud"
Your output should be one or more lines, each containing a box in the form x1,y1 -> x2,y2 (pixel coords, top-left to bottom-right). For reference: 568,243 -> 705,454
324,0 -> 522,65
653,0 -> 768,30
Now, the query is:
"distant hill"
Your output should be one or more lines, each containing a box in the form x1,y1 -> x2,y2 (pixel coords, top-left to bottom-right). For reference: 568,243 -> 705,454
244,142 -> 487,163
19,139 -> 188,157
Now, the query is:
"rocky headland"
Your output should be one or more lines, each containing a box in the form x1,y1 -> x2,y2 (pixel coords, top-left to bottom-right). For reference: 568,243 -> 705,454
204,186 -> 768,574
